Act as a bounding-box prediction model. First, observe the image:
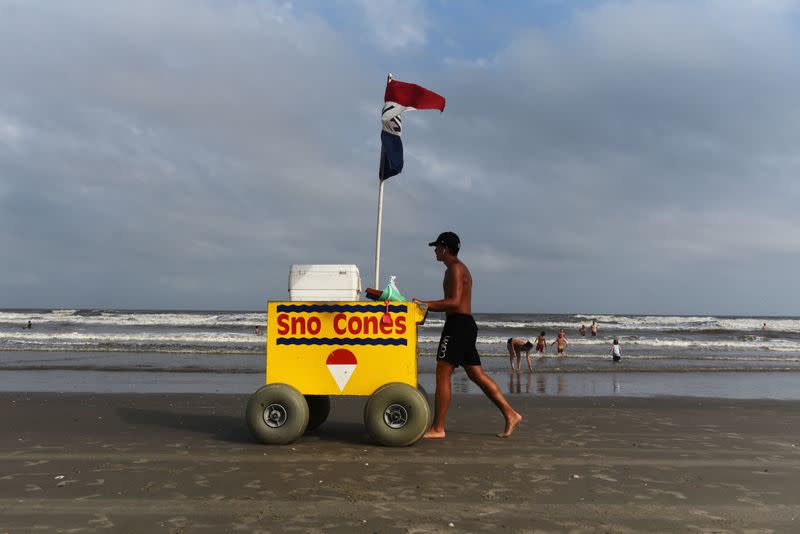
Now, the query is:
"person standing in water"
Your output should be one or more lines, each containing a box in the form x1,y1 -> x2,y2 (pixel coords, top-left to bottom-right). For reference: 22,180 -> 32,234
535,331 -> 547,357
414,231 -> 522,439
552,331 -> 568,355
610,338 -> 622,362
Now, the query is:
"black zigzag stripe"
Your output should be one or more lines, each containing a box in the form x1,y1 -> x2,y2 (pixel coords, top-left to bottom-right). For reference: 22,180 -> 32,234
276,338 -> 407,346
276,304 -> 408,313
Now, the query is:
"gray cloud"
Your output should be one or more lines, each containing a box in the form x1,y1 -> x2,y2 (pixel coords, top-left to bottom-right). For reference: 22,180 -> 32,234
1,0 -> 798,314
398,1 -> 800,313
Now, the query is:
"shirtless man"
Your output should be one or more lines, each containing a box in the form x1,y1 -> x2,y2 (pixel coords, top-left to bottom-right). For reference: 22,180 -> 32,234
414,231 -> 522,439
506,338 -> 534,371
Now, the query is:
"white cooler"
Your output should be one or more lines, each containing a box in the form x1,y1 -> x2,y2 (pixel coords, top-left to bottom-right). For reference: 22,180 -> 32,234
288,264 -> 362,301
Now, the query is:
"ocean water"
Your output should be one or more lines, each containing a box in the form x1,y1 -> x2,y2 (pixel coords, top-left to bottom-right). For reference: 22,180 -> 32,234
2,309 -> 799,367
3,309 -> 800,398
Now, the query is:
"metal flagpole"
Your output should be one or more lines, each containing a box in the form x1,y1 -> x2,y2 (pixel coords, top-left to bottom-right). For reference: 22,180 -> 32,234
374,178 -> 385,289
374,72 -> 392,289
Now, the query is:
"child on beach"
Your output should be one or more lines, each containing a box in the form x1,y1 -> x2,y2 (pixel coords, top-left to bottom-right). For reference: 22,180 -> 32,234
535,331 -> 547,357
611,338 -> 621,362
552,332 -> 567,356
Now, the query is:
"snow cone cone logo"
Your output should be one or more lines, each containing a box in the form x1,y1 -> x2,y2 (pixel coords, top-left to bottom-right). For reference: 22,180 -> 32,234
326,348 -> 357,391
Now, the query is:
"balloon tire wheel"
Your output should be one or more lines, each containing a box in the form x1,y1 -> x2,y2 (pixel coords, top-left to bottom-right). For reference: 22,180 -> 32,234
364,383 -> 430,447
246,384 -> 309,445
416,383 -> 433,429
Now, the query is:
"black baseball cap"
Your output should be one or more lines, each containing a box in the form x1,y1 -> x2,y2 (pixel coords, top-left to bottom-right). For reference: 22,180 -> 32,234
428,231 -> 460,253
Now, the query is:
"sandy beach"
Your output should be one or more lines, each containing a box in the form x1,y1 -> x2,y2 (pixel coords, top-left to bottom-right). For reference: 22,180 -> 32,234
1,392 -> 799,533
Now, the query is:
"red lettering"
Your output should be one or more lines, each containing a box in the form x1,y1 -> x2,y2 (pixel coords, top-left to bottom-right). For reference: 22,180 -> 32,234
276,313 -> 289,335
333,313 -> 346,335
395,315 -> 406,335
290,316 -> 305,335
347,316 -> 362,335
322,313 -> 409,337
307,316 -> 321,335
363,315 -> 379,335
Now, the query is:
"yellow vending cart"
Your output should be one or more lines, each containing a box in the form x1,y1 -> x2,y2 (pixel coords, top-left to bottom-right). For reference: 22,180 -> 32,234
246,300 -> 429,447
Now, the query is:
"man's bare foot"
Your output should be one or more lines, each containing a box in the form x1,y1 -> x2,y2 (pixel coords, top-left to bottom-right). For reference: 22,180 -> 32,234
497,412 -> 523,438
423,428 -> 446,439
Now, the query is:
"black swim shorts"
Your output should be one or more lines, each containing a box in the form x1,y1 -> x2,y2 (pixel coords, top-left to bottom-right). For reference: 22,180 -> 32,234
436,314 -> 481,367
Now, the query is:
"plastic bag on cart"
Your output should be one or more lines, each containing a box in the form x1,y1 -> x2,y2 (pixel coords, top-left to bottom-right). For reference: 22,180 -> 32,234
379,276 -> 407,302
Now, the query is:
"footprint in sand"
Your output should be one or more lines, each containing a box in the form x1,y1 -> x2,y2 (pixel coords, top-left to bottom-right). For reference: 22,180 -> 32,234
88,515 -> 114,528
690,509 -> 725,521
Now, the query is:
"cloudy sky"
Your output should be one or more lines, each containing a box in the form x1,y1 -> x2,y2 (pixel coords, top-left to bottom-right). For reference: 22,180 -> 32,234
1,0 -> 798,314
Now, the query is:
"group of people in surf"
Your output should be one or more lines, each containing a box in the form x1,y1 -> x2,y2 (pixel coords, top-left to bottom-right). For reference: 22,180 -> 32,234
506,319 -> 621,371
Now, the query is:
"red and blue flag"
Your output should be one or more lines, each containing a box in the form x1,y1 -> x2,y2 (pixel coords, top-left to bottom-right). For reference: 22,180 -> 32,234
380,79 -> 446,181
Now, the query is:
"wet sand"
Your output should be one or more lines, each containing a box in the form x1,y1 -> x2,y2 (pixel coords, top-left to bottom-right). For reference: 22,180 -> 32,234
1,393 -> 799,533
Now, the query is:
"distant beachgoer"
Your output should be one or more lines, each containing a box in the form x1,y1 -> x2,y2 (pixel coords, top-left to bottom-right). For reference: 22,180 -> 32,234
506,338 -> 534,371
762,323 -> 768,332
552,332 -> 567,355
254,325 -> 260,336
591,320 -> 598,337
26,320 -> 32,329
611,338 -> 621,362
535,331 -> 547,355
579,324 -> 587,336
